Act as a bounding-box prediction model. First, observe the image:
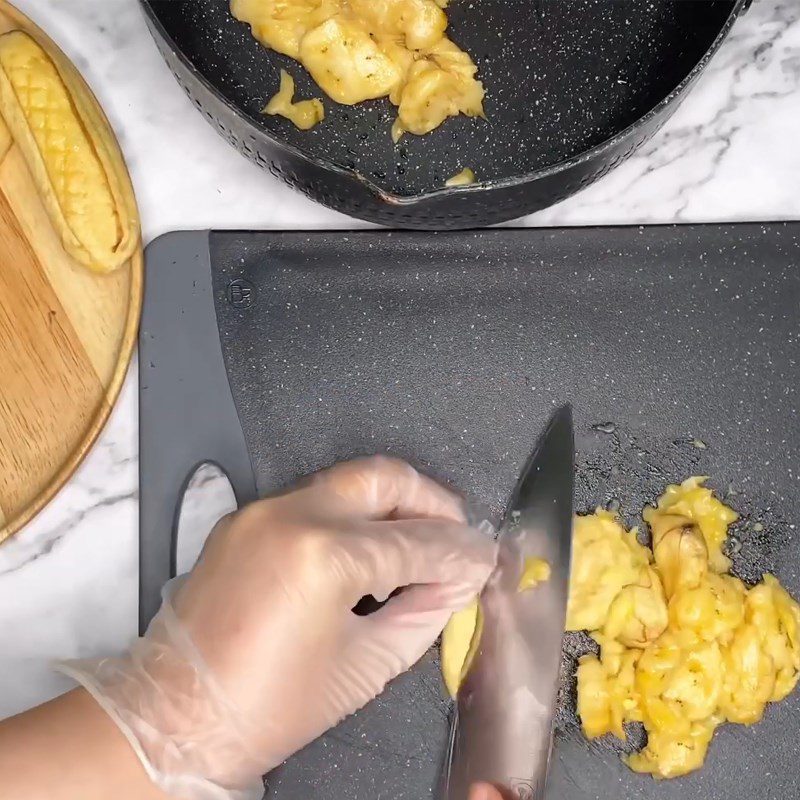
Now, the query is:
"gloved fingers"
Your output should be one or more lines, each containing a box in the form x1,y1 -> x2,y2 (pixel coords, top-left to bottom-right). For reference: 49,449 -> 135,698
372,581 -> 480,628
468,783 -> 507,800
343,517 -> 497,604
345,583 -> 478,684
310,456 -> 467,522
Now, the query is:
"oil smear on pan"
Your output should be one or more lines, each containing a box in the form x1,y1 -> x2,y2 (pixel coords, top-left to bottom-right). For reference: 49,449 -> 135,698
230,0 -> 485,139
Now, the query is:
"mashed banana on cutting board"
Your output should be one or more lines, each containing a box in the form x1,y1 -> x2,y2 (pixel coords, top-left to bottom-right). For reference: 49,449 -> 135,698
575,478 -> 800,779
441,477 -> 800,780
231,0 -> 485,139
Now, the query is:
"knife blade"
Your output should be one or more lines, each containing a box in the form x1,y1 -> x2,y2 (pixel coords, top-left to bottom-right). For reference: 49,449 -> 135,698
444,404 -> 575,800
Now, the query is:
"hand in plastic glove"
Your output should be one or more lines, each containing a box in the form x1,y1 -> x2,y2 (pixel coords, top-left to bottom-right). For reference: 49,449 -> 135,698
469,784 -> 507,800
61,457 -> 497,800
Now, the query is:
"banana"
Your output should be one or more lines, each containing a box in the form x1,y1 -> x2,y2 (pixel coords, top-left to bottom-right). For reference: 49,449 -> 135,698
0,30 -> 139,273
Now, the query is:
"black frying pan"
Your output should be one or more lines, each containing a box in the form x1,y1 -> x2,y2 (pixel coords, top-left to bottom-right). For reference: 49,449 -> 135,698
140,0 -> 749,228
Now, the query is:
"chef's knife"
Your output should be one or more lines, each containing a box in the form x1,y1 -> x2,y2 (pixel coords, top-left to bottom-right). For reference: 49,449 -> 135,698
444,404 -> 575,800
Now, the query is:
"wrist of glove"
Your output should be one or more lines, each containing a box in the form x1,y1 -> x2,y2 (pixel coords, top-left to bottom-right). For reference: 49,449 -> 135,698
59,458 -> 497,800
61,577 -> 265,800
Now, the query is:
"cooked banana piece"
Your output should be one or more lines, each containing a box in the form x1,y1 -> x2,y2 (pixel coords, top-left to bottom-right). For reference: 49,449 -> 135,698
264,69 -> 325,130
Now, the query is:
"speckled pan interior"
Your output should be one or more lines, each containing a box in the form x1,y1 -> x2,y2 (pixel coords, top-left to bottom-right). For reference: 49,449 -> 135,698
146,0 -> 734,197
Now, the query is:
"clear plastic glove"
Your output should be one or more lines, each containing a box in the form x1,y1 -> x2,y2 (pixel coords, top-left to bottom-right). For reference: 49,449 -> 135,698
60,457 -> 497,800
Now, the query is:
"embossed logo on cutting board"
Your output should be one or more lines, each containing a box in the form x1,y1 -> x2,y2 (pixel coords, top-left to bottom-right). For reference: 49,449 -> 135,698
227,279 -> 255,309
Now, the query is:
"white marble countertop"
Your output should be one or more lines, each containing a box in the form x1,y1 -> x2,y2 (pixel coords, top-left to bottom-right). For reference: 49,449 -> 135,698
1,0 -> 799,719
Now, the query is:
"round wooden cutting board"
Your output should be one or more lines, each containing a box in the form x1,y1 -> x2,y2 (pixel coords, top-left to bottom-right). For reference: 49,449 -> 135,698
0,1 -> 142,543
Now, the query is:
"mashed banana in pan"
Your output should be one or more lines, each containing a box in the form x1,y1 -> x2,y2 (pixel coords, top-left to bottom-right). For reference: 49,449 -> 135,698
263,69 -> 325,129
231,0 -> 485,139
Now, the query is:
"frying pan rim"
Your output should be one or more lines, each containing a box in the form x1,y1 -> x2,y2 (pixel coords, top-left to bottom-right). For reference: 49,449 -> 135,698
140,0 -> 747,203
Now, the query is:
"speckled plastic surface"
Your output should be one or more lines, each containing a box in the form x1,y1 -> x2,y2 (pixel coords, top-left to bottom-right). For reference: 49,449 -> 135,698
139,232 -> 258,632
142,224 -> 800,799
140,0 -> 745,227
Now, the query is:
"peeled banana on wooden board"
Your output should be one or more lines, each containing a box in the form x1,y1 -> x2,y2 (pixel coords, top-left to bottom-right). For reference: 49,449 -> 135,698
0,30 -> 139,274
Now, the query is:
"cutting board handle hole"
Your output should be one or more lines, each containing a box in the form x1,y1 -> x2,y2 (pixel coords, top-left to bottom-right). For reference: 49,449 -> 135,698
175,462 -> 238,574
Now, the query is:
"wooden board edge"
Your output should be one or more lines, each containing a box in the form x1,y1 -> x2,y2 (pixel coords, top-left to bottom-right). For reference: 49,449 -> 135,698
0,247 -> 143,545
0,0 -> 144,544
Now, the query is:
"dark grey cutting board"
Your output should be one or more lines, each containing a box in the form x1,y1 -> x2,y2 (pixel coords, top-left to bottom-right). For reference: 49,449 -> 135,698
140,225 -> 800,800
